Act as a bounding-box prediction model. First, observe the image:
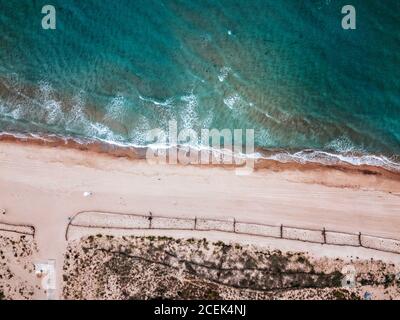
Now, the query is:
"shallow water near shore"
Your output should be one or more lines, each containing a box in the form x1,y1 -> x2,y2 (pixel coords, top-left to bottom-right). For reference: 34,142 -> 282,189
0,0 -> 399,169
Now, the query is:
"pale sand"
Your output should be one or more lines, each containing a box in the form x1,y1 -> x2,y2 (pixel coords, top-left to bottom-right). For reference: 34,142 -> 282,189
0,141 -> 400,299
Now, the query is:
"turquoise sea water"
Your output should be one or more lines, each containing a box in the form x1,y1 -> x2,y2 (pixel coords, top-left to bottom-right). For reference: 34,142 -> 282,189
0,1 -> 399,166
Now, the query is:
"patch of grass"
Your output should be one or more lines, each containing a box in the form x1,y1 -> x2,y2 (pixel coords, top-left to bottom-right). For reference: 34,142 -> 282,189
296,256 -> 306,264
332,289 -> 348,300
205,290 -> 220,300
214,241 -> 225,247
384,274 -> 395,288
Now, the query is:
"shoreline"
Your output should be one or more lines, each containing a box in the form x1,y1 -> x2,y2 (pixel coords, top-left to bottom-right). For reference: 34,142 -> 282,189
1,131 -> 400,183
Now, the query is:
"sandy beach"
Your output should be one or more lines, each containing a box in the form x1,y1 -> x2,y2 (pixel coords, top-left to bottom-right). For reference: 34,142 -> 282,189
1,140 -> 400,299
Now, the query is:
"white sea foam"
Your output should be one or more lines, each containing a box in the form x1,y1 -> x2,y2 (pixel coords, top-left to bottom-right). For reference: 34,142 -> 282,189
180,92 -> 199,129
264,149 -> 400,172
128,115 -> 152,145
66,94 -> 88,131
36,81 -> 64,124
138,95 -> 173,107
223,93 -> 255,120
202,110 -> 214,129
1,129 -> 399,172
218,66 -> 231,82
326,136 -> 363,154
105,95 -> 126,122
223,93 -> 240,110
10,107 -> 23,120
87,122 -> 125,143
44,100 -> 63,124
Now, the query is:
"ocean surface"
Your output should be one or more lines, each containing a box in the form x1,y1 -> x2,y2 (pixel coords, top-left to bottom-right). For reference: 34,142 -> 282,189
0,0 -> 399,168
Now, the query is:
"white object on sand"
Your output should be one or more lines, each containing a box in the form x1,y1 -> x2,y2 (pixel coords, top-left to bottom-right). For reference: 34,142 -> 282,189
35,260 -> 56,300
83,191 -> 93,197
